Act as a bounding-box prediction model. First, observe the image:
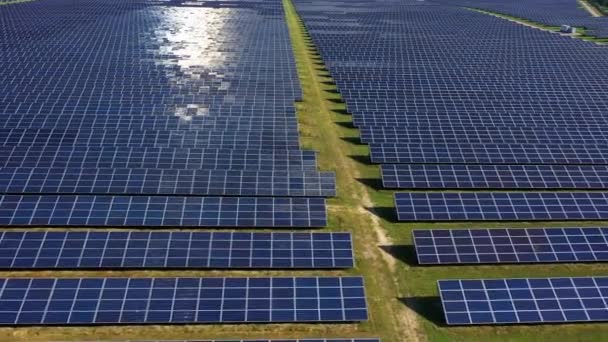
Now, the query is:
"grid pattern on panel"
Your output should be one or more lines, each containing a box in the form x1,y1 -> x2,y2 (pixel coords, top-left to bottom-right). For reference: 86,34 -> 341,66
0,277 -> 368,325
370,143 -> 608,165
413,227 -> 608,265
0,147 -> 318,171
0,231 -> 354,269
438,277 -> 608,325
394,192 -> 608,221
381,164 -> 608,189
0,168 -> 336,197
0,195 -> 327,227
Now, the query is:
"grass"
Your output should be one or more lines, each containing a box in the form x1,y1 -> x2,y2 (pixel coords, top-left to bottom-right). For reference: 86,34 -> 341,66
467,7 -> 608,44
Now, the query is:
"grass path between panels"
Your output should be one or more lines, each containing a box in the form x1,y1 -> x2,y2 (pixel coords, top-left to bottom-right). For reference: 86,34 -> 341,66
283,0 -> 424,341
286,0 -> 608,341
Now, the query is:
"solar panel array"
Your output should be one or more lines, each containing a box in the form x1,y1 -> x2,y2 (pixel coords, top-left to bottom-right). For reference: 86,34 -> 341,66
293,0 -> 608,223
0,231 -> 354,269
434,0 -> 608,38
438,277 -> 608,325
0,0 -> 335,228
0,0 -> 374,334
414,227 -> 608,264
0,277 -> 368,325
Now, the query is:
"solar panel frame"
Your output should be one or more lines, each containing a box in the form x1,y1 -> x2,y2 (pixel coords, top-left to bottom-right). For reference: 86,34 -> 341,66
0,231 -> 355,269
413,227 -> 608,265
0,276 -> 369,325
438,277 -> 608,325
394,192 -> 608,221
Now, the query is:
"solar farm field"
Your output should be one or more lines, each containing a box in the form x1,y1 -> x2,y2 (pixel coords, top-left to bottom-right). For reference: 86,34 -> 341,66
0,0 -> 608,341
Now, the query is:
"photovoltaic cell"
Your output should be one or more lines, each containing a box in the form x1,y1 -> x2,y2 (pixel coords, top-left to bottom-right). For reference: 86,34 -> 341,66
0,195 -> 327,227
381,164 -> 608,190
413,227 -> 608,265
0,277 -> 368,325
438,277 -> 608,325
0,168 -> 336,197
0,231 -> 354,269
394,192 -> 608,221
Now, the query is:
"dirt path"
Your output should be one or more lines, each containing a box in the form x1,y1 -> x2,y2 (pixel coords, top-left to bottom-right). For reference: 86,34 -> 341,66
283,0 -> 425,340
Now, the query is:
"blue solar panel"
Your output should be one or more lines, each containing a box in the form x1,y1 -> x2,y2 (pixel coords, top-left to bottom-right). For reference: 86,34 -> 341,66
0,231 -> 354,269
438,277 -> 608,325
414,227 -> 608,265
395,192 -> 608,221
0,195 -> 327,227
0,0 -> 335,228
0,168 -> 336,197
381,164 -> 608,189
0,129 -> 301,149
0,277 -> 368,325
370,143 -> 608,165
0,146 -> 319,171
360,125 -> 608,145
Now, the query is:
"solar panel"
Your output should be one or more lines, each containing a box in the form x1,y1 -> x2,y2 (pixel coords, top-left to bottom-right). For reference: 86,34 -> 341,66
0,231 -> 354,269
0,146 -> 319,171
381,164 -> 608,189
394,192 -> 608,221
360,125 -> 608,145
413,227 -> 608,265
370,143 -> 608,165
0,129 -> 301,149
0,168 -> 336,197
438,277 -> 608,325
0,277 -> 368,325
0,195 -> 327,227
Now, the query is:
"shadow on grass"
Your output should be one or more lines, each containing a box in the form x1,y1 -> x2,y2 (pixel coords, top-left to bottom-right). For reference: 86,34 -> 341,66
379,244 -> 418,266
398,296 -> 446,327
331,108 -> 350,115
364,206 -> 399,223
340,136 -> 365,145
349,154 -> 373,165
356,177 -> 384,191
335,121 -> 356,129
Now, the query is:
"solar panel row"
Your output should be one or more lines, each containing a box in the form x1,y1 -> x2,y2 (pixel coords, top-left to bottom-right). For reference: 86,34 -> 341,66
414,227 -> 608,265
438,277 -> 608,325
381,164 -> 608,190
0,195 -> 327,227
0,231 -> 354,269
0,147 -> 319,171
0,277 -> 368,325
0,168 -> 336,197
395,192 -> 608,221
